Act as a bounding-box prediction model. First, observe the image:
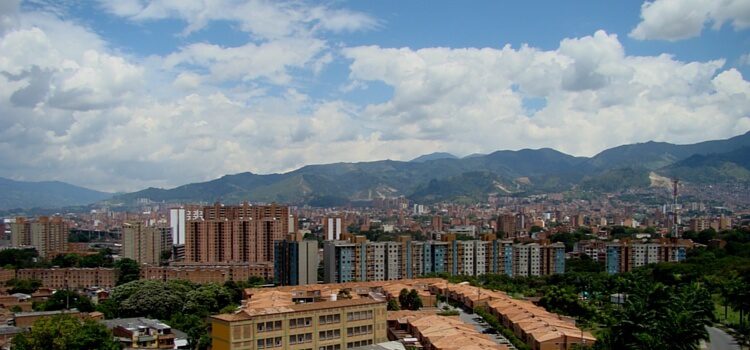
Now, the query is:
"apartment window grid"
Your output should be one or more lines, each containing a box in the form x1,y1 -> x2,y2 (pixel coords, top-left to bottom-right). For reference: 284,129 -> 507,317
318,329 -> 340,340
347,340 -> 373,349
346,310 -> 373,322
289,317 -> 312,328
318,314 -> 340,325
288,333 -> 313,345
257,321 -> 283,332
346,325 -> 373,337
319,345 -> 341,350
256,337 -> 282,349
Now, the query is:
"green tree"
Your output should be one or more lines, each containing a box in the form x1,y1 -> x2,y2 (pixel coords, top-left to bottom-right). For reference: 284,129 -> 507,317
407,289 -> 423,310
112,280 -> 190,320
387,298 -> 400,311
169,313 -> 210,350
248,276 -> 266,287
601,282 -> 713,350
6,278 -> 42,294
0,248 -> 40,269
398,289 -> 410,310
184,283 -> 234,317
114,258 -> 140,285
159,250 -> 172,266
539,285 -> 588,318
79,252 -> 109,268
12,314 -> 120,350
95,298 -> 120,319
50,254 -> 81,268
223,280 -> 251,304
36,290 -> 94,312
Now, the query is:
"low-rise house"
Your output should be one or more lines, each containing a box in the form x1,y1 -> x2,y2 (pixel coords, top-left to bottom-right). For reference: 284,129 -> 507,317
102,317 -> 188,349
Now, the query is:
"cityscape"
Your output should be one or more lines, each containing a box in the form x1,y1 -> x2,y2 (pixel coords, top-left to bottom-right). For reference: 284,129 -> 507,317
1,1 -> 749,350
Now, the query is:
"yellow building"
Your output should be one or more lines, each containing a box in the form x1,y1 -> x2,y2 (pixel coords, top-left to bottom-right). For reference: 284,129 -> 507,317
211,295 -> 387,350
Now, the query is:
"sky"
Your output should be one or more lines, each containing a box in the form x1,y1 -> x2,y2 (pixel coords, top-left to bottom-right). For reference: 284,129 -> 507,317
0,0 -> 749,192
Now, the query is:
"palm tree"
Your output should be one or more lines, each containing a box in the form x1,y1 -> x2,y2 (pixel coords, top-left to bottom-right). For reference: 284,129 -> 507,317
604,282 -> 713,350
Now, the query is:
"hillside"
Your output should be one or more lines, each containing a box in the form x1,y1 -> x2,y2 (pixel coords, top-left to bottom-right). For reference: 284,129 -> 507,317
0,177 -> 112,210
410,152 -> 458,162
77,131 -> 750,206
659,146 -> 750,183
586,131 -> 750,170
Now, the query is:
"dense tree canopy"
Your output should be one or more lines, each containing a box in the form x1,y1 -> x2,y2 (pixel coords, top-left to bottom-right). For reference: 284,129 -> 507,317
35,290 -> 94,312
398,289 -> 423,310
114,258 -> 140,285
0,248 -> 40,269
5,278 -> 42,294
12,314 -> 120,350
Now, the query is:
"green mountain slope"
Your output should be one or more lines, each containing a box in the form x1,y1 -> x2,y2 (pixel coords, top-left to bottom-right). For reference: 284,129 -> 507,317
587,131 -> 750,170
659,146 -> 750,183
100,131 -> 750,206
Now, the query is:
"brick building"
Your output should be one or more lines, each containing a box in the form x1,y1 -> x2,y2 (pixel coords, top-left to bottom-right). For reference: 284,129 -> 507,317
15,268 -> 116,289
140,263 -> 273,284
10,217 -> 69,258
185,203 -> 289,264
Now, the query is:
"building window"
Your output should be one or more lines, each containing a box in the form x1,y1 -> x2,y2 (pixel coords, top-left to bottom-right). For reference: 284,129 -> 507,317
258,337 -> 283,349
318,314 -> 340,325
319,345 -> 341,350
318,329 -> 341,340
289,333 -> 313,345
346,310 -> 373,322
257,321 -> 283,333
290,317 -> 312,328
346,325 -> 373,337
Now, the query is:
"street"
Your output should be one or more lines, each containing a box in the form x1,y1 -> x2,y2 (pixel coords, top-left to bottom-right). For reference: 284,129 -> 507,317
707,326 -> 741,350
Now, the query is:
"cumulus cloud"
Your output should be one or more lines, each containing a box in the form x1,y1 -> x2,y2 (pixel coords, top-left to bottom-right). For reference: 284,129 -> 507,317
0,26 -> 143,111
630,0 -> 750,41
1,3 -> 748,194
343,30 -> 748,157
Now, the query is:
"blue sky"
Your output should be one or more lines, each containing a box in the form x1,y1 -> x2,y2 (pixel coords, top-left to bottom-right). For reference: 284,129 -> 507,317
1,0 -> 749,191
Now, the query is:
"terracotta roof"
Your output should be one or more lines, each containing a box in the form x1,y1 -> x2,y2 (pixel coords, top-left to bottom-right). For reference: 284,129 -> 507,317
402,314 -> 508,350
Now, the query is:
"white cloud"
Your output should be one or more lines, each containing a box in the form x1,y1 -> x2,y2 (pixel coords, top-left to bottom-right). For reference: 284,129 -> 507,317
163,38 -> 326,85
630,0 -> 750,41
97,0 -> 378,39
343,30 -> 748,157
1,3 -> 748,194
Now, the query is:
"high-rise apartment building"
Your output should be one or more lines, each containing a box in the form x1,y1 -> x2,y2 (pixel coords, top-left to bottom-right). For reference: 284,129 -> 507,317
431,215 -> 442,232
323,236 -> 564,283
274,240 -> 319,286
324,216 -> 343,241
184,203 -> 289,264
497,213 -> 516,239
11,217 -> 69,258
122,222 -> 173,265
169,208 -> 186,245
606,239 -> 690,274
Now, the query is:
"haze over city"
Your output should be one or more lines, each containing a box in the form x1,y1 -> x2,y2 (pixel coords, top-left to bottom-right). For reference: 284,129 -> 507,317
1,0 -> 749,192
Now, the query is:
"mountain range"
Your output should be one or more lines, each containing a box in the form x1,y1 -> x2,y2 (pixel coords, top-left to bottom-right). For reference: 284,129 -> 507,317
109,131 -> 750,206
2,132 -> 749,209
0,177 -> 112,210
